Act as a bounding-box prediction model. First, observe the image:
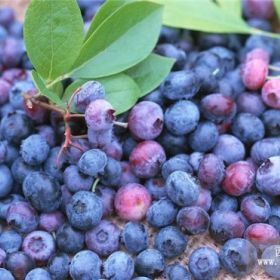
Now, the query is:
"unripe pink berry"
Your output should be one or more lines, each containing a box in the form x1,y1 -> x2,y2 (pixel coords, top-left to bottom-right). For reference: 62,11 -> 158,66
261,79 -> 280,109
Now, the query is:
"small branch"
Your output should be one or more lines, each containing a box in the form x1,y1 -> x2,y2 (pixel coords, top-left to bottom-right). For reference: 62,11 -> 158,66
31,98 -> 65,115
268,65 -> 280,71
70,114 -> 85,118
91,178 -> 100,192
114,121 -> 128,128
72,134 -> 88,139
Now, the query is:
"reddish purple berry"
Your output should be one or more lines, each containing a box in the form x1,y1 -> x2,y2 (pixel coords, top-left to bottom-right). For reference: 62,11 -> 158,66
193,188 -> 212,212
243,0 -> 274,19
95,186 -> 115,217
39,211 -> 65,232
0,79 -> 10,105
262,79 -> 280,109
120,161 -> 140,186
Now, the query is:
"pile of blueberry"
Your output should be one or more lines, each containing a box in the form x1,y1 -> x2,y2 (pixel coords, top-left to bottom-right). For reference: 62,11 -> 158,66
0,0 -> 280,279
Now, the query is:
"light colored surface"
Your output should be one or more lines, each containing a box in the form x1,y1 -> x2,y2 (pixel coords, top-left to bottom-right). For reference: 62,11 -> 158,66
0,0 -> 276,279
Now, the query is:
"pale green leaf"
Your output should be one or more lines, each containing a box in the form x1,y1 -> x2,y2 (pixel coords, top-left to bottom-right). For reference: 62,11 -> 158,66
274,0 -> 280,19
216,0 -> 241,17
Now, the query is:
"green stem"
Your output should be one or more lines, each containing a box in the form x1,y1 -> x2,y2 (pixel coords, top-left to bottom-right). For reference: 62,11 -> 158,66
46,74 -> 69,89
91,178 -> 100,192
268,65 -> 280,71
250,28 -> 280,39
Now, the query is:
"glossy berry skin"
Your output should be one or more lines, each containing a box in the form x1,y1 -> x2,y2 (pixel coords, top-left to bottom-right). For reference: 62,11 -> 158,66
188,247 -> 220,280
129,140 -> 166,178
85,99 -> 115,131
241,59 -> 268,90
70,250 -> 101,280
189,152 -> 203,172
128,101 -> 163,140
147,198 -> 178,228
0,248 -> 6,266
114,183 -> 151,221
101,157 -> 122,187
25,268 -> 52,280
219,238 -> 257,277
0,194 -> 25,219
244,223 -> 280,251
39,211 -> 65,232
194,188 -> 212,212
213,134 -> 245,165
166,171 -> 200,207
23,172 -> 61,213
11,157 -> 40,184
86,220 -> 120,257
22,231 -> 55,264
120,161 -> 140,186
20,134 -> 50,165
165,263 -> 191,280
262,78 -> 280,109
210,210 -> 246,243
78,149 -> 107,177
6,201 -> 39,233
189,121 -> 219,152
135,249 -> 165,278
47,253 -> 70,280
222,161 -> 256,196
201,94 -> 236,124
0,78 -> 10,105
103,251 -> 135,280
66,191 -> 103,230
66,139 -> 91,164
64,165 -> 93,193
262,109 -> 280,136
36,125 -> 56,148
241,194 -> 271,223
155,226 -> 187,258
0,229 -> 22,254
209,46 -> 235,72
161,70 -> 200,100
74,81 -> 105,113
232,113 -> 265,143
236,92 -> 265,116
0,164 -> 13,198
176,206 -> 210,235
198,154 -> 225,190
245,47 -> 270,63
145,177 -> 166,200
56,224 -> 85,254
95,186 -> 115,217
256,156 -> 280,196
0,268 -> 15,280
268,206 -> 280,233
164,100 -> 200,135
162,154 -> 193,180
121,222 -> 148,254
210,194 -> 238,212
243,0 -> 274,19
5,251 -> 35,280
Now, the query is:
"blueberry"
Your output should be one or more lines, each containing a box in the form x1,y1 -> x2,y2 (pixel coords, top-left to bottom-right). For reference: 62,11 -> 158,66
189,121 -> 219,152
48,252 -> 70,280
256,156 -> 280,196
6,201 -> 38,233
188,152 -> 203,172
159,26 -> 181,43
66,191 -> 103,230
268,206 -> 280,233
23,172 -> 61,212
69,250 -> 102,280
261,245 -> 280,278
25,268 -> 52,280
135,249 -> 165,277
164,100 -> 200,135
177,206 -> 210,235
147,198 -> 178,228
166,171 -> 199,207
141,89 -> 165,107
0,7 -> 14,27
210,194 -> 238,212
165,263 -> 191,280
36,125 -> 56,148
194,188 -> 212,212
22,231 -> 55,264
0,229 -> 22,253
0,78 -> 10,105
155,226 -> 187,258
63,165 -> 93,193
210,210 -> 246,243
121,222 -> 148,254
247,18 -> 272,31
243,0 -> 274,19
5,251 -> 35,280
11,157 -> 40,184
9,81 -> 34,109
209,46 -> 235,72
161,70 -> 200,100
74,81 -> 105,113
39,211 -> 65,232
232,113 -> 265,143
0,194 -> 25,219
262,109 -> 280,136
66,138 -> 91,164
78,149 -> 107,177
87,128 -> 113,148
56,223 -> 85,254
0,248 -> 6,267
0,268 -> 15,280
95,186 -> 115,217
101,157 -> 122,187
188,247 -> 220,280
241,194 -> 271,223
219,238 -> 257,277
144,177 -> 166,199
128,101 -> 163,140
133,278 -> 151,280
0,164 -> 13,198
103,251 -> 135,280
237,92 -> 265,116
86,220 -> 120,256
20,134 -> 50,165
161,154 -> 193,180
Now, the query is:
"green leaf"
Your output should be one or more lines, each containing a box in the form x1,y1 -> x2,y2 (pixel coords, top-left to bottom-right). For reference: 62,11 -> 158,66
126,53 -> 174,97
274,0 -> 280,19
24,0 -> 84,81
71,1 -> 163,79
31,70 -> 64,107
85,0 -> 131,41
50,81 -> 64,98
151,0 -> 250,33
63,74 -> 141,115
216,0 -> 241,17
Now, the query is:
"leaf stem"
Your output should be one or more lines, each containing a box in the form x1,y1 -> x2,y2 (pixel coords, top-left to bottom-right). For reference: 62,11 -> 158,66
91,178 -> 100,192
268,65 -> 280,71
250,28 -> 280,39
